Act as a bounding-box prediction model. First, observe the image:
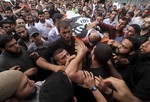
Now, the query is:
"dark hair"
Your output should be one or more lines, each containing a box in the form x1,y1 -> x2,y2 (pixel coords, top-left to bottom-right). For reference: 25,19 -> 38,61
66,3 -> 72,9
52,13 -> 63,23
0,34 -> 14,48
39,71 -> 74,102
125,36 -> 141,51
94,42 -> 112,65
126,12 -> 134,18
53,48 -> 64,64
57,20 -> 71,32
119,17 -> 130,25
5,7 -> 12,11
38,10 -> 44,15
129,24 -> 141,35
111,10 -> 118,13
0,19 -> 13,28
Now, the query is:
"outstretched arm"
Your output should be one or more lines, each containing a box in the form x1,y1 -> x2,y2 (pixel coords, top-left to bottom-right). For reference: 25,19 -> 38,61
65,44 -> 88,84
103,77 -> 143,102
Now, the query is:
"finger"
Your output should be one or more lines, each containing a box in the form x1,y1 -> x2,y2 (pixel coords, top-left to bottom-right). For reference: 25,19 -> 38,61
82,71 -> 86,78
85,71 -> 91,78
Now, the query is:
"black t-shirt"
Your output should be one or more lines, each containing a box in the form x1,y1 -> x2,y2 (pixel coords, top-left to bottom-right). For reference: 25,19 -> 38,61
126,54 -> 150,101
74,64 -> 112,102
87,64 -> 111,78
41,37 -> 76,62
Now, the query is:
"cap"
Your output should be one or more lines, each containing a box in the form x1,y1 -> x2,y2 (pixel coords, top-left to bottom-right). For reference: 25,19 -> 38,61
0,70 -> 23,101
28,27 -> 39,37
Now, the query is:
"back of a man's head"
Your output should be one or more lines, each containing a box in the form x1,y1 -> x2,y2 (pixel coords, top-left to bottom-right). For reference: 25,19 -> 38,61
0,70 -> 23,101
57,20 -> 71,32
39,71 -> 74,102
94,42 -> 113,65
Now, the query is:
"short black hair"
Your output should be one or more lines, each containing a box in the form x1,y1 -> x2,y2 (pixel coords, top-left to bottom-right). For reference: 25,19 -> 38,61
120,17 -> 130,25
52,13 -> 63,23
5,6 -> 12,11
94,42 -> 112,65
126,12 -> 134,18
129,24 -> 141,35
0,19 -> 13,28
38,10 -> 44,15
125,36 -> 141,51
0,34 -> 14,48
53,48 -> 64,64
57,20 -> 71,32
39,71 -> 74,102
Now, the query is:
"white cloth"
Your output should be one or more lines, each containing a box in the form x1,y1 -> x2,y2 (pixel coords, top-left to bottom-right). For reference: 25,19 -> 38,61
130,17 -> 144,27
35,20 -> 54,39
48,26 -> 60,43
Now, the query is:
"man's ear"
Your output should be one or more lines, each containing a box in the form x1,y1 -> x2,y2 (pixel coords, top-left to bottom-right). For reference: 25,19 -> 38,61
5,98 -> 17,102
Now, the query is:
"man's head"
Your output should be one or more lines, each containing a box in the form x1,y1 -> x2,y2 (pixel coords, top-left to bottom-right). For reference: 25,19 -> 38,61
116,36 -> 140,55
86,28 -> 102,47
0,34 -> 21,53
140,38 -> 150,54
0,19 -> 12,33
44,11 -> 50,19
141,17 -> 150,30
141,9 -> 148,18
125,12 -> 134,20
26,13 -> 34,23
15,25 -> 28,38
28,27 -> 42,44
116,18 -> 129,30
39,71 -> 74,102
91,42 -> 112,65
38,11 -> 46,23
124,24 -> 141,37
57,21 -> 72,43
16,18 -> 25,26
0,70 -> 35,102
110,10 -> 118,20
20,10 -> 27,17
5,7 -> 13,17
53,48 -> 70,65
52,13 -> 64,24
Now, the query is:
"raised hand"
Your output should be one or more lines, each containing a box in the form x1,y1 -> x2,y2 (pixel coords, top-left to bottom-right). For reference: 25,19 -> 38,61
81,70 -> 95,90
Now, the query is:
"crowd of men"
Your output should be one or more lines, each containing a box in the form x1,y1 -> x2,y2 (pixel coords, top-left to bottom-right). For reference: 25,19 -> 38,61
0,0 -> 150,102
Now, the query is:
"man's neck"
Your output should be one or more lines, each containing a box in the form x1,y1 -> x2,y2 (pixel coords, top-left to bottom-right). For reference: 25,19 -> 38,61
92,61 -> 103,68
140,29 -> 149,36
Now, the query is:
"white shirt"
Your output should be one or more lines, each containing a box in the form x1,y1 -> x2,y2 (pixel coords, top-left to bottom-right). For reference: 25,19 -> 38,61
103,18 -> 117,26
130,17 -> 144,27
35,20 -> 54,39
48,26 -> 60,43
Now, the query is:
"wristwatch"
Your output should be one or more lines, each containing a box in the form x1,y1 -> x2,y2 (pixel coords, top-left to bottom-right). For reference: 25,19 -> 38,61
91,86 -> 97,91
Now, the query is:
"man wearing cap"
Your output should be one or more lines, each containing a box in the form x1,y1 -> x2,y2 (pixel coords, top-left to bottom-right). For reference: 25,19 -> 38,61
0,70 -> 42,102
28,27 -> 49,55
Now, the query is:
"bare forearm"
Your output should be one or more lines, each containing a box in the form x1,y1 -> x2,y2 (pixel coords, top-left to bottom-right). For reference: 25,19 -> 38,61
36,57 -> 57,71
113,91 -> 143,102
92,90 -> 107,102
109,63 -> 122,79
